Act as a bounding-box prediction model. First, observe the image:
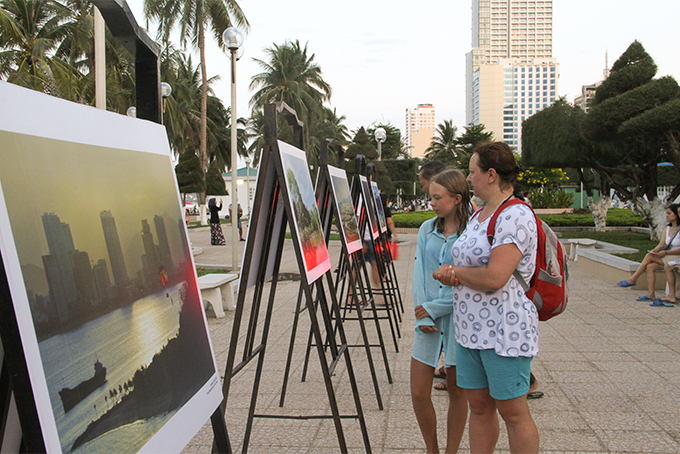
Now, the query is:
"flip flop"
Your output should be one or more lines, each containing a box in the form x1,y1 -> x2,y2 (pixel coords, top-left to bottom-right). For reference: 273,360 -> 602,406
636,295 -> 654,302
617,280 -> 636,288
527,391 -> 544,399
434,382 -> 448,391
650,300 -> 674,307
434,366 -> 447,378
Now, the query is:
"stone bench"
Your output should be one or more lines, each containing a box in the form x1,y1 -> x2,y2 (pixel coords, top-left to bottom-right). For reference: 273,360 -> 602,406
197,273 -> 238,318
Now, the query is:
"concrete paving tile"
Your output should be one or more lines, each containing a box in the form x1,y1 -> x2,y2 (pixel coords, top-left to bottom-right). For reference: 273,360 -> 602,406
594,429 -> 680,453
548,370 -> 610,383
538,428 -> 605,451
580,410 -> 662,431
532,410 -> 591,431
540,360 -> 600,372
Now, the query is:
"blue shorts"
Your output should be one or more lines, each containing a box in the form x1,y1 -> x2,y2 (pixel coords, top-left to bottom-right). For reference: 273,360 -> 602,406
455,343 -> 532,401
237,218 -> 242,229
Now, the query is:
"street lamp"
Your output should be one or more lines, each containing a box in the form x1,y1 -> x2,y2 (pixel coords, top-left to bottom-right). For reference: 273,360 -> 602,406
126,106 -> 136,117
223,26 -> 244,271
375,127 -> 386,160
160,82 -> 172,123
244,156 -> 251,217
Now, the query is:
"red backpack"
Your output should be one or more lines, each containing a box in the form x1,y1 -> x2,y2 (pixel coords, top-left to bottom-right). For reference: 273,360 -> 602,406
474,199 -> 569,321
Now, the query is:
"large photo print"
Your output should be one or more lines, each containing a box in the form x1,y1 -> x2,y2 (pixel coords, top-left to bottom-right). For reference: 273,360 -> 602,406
327,166 -> 362,254
277,141 -> 331,283
0,82 -> 221,453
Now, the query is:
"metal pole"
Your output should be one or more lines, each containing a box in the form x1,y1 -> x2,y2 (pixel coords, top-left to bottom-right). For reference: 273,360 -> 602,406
94,7 -> 106,110
245,160 -> 251,216
230,49 -> 239,270
377,141 -> 382,160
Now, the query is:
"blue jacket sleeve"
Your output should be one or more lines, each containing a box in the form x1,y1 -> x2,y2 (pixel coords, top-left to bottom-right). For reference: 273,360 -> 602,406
421,287 -> 454,320
413,223 -> 435,328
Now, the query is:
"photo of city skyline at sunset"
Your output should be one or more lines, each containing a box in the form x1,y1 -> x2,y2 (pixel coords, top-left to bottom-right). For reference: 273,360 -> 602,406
0,129 -> 219,453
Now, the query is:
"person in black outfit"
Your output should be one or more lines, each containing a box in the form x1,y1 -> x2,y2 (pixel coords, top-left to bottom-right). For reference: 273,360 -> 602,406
208,198 -> 226,245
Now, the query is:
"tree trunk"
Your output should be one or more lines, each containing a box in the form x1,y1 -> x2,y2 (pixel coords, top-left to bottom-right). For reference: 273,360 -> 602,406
587,194 -> 610,232
198,17 -> 209,226
632,197 -> 667,241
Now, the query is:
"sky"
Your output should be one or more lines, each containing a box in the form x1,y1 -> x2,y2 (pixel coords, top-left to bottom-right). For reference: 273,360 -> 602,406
124,0 -> 680,147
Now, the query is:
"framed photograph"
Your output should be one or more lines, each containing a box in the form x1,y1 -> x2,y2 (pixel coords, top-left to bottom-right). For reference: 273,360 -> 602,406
359,176 -> 380,240
277,141 -> 331,284
0,82 -> 222,453
327,166 -> 362,254
370,181 -> 388,233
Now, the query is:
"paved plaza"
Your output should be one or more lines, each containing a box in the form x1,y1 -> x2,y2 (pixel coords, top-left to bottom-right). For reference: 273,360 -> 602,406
183,224 -> 680,453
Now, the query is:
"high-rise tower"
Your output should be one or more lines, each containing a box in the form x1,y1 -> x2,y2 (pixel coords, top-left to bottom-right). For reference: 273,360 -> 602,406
41,213 -> 77,320
405,104 -> 435,158
100,210 -> 128,286
466,0 -> 558,152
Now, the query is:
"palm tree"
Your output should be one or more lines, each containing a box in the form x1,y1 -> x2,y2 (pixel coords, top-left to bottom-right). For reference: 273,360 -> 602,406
425,119 -> 458,163
0,0 -> 72,92
249,40 -> 332,153
144,0 -> 249,212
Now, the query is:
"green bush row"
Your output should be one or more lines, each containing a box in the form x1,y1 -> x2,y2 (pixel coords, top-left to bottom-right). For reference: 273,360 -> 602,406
529,190 -> 575,209
393,208 -> 646,228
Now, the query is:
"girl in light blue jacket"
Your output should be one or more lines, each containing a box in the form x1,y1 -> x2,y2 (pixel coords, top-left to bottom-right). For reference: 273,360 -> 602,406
411,169 -> 470,453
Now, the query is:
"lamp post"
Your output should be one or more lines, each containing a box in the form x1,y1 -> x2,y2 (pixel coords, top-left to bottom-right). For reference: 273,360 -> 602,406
375,127 -> 386,160
244,156 -> 251,217
223,27 -> 244,271
160,82 -> 172,123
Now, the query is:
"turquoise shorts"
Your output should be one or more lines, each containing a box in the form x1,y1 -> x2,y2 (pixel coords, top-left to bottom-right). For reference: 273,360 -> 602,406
455,343 -> 532,401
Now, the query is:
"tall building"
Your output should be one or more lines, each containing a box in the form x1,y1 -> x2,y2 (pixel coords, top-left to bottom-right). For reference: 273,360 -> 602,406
405,104 -> 436,158
141,219 -> 160,281
466,0 -> 558,152
100,210 -> 128,286
41,213 -> 77,321
574,81 -> 602,113
154,215 -> 174,272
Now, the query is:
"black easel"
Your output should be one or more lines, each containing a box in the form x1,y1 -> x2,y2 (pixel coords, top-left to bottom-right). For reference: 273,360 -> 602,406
350,163 -> 402,351
218,103 -> 370,453
278,140 -> 392,411
365,164 -> 405,318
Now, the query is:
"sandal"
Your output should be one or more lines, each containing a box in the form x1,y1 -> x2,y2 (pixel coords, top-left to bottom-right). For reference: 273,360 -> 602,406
636,295 -> 654,302
434,366 -> 447,378
617,280 -> 636,288
527,391 -> 544,399
650,299 -> 674,307
434,382 -> 448,391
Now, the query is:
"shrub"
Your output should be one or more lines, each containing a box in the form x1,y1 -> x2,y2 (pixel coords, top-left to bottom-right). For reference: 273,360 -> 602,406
393,211 -> 435,228
530,190 -> 575,208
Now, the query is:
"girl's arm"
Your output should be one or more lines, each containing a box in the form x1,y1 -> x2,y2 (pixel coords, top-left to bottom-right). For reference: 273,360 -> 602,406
413,225 -> 436,328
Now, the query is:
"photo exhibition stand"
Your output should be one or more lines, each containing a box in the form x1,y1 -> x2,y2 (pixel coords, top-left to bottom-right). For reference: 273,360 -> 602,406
0,2 -> 231,451
351,161 -> 402,351
277,140 -> 392,412
218,102 -> 371,453
365,164 -> 405,320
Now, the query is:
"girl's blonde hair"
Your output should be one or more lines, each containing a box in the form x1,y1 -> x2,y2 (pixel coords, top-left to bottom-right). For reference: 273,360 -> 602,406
430,169 -> 471,236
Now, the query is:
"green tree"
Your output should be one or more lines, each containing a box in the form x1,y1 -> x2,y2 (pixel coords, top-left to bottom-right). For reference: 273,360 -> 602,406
454,123 -> 494,170
425,119 -> 458,164
175,148 -> 205,196
366,123 -> 407,160
205,158 -> 227,195
144,0 -> 249,214
249,40 -> 331,154
581,41 -> 680,240
522,98 -> 619,230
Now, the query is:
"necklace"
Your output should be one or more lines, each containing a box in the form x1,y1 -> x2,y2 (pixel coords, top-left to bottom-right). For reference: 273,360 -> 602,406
478,193 -> 513,223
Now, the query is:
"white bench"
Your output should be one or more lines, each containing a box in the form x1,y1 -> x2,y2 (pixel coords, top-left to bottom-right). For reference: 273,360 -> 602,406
563,238 -> 597,261
197,273 -> 239,318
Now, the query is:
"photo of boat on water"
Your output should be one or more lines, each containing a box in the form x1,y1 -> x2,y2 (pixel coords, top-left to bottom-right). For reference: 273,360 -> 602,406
0,83 -> 222,454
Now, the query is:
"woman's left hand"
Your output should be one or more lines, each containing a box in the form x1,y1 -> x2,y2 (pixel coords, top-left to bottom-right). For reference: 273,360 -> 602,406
433,265 -> 458,286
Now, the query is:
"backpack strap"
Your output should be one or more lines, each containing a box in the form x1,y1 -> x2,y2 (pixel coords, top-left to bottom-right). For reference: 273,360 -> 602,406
485,198 -> 533,291
485,198 -> 530,245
